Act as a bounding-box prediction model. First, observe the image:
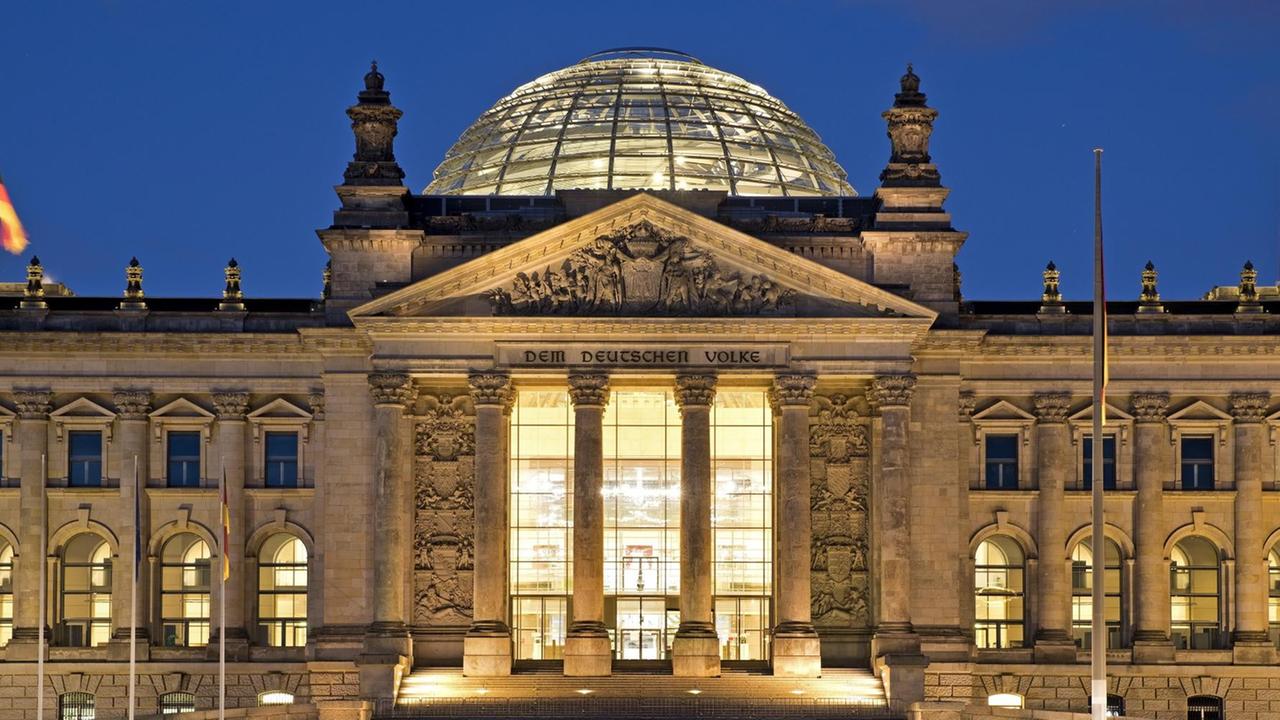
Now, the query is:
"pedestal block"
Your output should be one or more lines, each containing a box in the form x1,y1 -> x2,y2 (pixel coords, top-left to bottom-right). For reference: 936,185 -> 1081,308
463,632 -> 513,677
672,633 -> 721,677
564,632 -> 613,677
772,631 -> 822,677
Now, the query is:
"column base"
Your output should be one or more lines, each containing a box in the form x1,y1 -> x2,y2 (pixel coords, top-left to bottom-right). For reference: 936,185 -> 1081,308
874,652 -> 928,706
672,627 -> 721,677
357,653 -> 411,701
1131,637 -> 1176,663
1033,629 -> 1077,663
871,623 -> 920,659
564,623 -> 612,677
3,627 -> 47,661
362,622 -> 413,659
106,630 -> 151,661
1232,634 -> 1277,664
463,623 -> 512,677
204,628 -> 251,662
772,623 -> 821,678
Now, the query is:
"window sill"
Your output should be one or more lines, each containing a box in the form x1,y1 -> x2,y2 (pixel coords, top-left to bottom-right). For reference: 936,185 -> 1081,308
1164,489 -> 1237,499
1173,648 -> 1233,663
47,487 -> 119,498
246,487 -> 316,499
250,645 -> 307,662
1064,489 -> 1138,496
48,646 -> 111,661
145,487 -> 217,500
969,489 -> 1039,498
974,647 -> 1034,663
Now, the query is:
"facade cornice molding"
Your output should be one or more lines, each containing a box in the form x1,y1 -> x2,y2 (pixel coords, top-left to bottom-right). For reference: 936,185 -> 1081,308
975,335 -> 1280,357
0,332 -> 311,356
354,315 -> 933,339
859,231 -> 969,252
317,227 -> 424,253
914,329 -> 988,355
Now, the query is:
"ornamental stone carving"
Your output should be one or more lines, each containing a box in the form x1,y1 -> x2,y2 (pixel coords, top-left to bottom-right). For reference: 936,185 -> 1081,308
1033,392 -> 1072,423
1130,392 -> 1170,423
484,221 -> 795,317
770,374 -> 816,408
674,374 -> 716,408
212,392 -> 250,419
867,374 -> 916,408
14,389 -> 53,418
467,373 -> 512,408
568,373 -> 610,407
958,391 -> 976,418
308,392 -> 325,420
809,394 -> 869,463
369,373 -> 415,408
880,65 -> 941,187
112,390 -> 152,420
415,395 -> 475,462
1229,392 -> 1270,423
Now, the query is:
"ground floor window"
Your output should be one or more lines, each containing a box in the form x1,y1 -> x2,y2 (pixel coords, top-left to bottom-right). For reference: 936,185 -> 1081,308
59,692 -> 94,720
1171,536 -> 1222,649
159,692 -> 196,714
1187,695 -> 1223,720
974,536 -> 1025,649
1268,546 -> 1280,648
1071,538 -> 1123,649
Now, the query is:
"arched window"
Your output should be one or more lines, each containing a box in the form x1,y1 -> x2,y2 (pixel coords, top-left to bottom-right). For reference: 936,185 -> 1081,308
1171,536 -> 1223,649
258,691 -> 294,706
59,691 -> 95,720
258,534 -> 307,647
987,693 -> 1024,709
159,691 -> 196,715
1187,695 -> 1223,720
59,534 -> 111,647
0,540 -> 13,645
1268,546 -> 1280,648
1071,537 -> 1124,649
974,536 -> 1025,649
160,534 -> 211,647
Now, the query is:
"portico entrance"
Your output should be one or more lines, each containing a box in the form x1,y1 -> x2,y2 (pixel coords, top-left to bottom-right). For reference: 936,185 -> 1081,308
611,596 -> 678,660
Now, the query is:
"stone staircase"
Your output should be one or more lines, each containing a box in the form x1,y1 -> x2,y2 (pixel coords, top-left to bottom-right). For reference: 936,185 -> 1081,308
385,665 -> 896,718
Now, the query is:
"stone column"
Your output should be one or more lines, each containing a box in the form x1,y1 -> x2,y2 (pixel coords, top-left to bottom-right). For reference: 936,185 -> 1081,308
564,373 -> 611,677
1130,392 -> 1173,661
1229,392 -> 1274,662
362,373 -> 415,661
463,373 -> 514,677
7,390 -> 51,660
672,374 -> 719,677
108,390 -> 151,661
771,374 -> 820,677
210,392 -> 250,660
1032,392 -> 1074,660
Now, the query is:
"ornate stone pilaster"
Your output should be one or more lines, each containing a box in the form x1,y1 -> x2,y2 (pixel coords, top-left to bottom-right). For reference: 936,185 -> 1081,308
364,373 -> 415,651
866,375 -> 919,656
564,373 -> 611,677
810,394 -> 872,637
1129,393 -> 1173,656
1031,392 -> 1073,658
6,389 -> 51,658
672,374 -> 719,677
412,394 -> 475,632
463,373 -> 513,677
209,391 -> 250,658
1230,392 -> 1274,659
109,390 -> 151,657
772,373 -> 820,677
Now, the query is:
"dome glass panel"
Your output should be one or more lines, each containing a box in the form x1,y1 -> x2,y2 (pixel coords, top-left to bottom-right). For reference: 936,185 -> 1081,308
425,49 -> 855,197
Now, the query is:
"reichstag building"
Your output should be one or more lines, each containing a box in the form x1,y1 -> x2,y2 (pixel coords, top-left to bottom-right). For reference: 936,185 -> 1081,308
1,48 -> 1278,720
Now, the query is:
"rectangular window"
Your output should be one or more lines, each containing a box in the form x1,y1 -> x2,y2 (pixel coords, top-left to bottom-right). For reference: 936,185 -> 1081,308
0,430 -> 5,482
68,432 -> 103,487
1082,436 -> 1116,490
984,435 -> 1019,489
264,433 -> 299,488
166,432 -> 201,488
1181,436 -> 1215,490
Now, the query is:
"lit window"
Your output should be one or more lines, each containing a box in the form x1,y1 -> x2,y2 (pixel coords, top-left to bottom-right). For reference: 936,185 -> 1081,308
1267,547 -> 1280,649
264,433 -> 299,488
160,534 -> 211,647
987,693 -> 1023,709
1187,695 -> 1223,720
1171,537 -> 1223,649
258,692 -> 294,706
166,432 -> 201,488
0,540 -> 12,646
983,435 -> 1018,489
59,534 -> 111,647
59,692 -> 95,720
159,692 -> 196,715
1081,435 -> 1116,490
257,534 -> 307,647
1070,538 -> 1124,649
974,536 -> 1025,649
1180,437 -> 1215,490
68,431 -> 102,487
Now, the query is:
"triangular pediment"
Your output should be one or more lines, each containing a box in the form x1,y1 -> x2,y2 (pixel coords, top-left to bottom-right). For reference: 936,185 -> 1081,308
0,404 -> 14,420
351,193 -> 937,323
246,398 -> 312,420
1168,400 -> 1232,422
972,400 -> 1035,422
1068,403 -> 1133,423
50,397 -> 115,419
150,398 -> 215,420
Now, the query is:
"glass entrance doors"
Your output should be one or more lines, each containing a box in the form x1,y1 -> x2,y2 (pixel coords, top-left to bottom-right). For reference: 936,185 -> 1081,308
715,596 -> 770,660
613,596 -> 677,660
513,596 -> 567,660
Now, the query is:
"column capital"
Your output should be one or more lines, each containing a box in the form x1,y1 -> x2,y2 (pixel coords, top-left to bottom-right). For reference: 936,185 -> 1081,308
212,391 -> 251,420
1032,392 -> 1072,423
674,374 -> 716,409
1229,391 -> 1270,423
13,389 -> 53,419
867,374 -> 916,409
770,373 -> 816,410
568,373 -> 609,407
468,372 -> 513,409
112,389 -> 152,420
369,372 -> 415,408
1130,392 -> 1170,423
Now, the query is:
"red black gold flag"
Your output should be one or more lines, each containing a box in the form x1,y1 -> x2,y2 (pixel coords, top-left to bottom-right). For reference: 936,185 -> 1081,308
0,176 -> 29,254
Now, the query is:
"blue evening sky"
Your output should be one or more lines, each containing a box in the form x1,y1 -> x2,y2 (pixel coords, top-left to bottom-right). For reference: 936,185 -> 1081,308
1,1 -> 1276,301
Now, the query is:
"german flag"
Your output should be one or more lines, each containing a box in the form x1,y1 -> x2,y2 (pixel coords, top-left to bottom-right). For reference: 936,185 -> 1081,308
221,468 -> 231,581
0,176 -> 29,254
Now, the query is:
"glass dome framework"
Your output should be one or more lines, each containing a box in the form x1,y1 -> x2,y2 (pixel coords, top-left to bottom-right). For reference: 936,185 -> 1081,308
426,49 -> 855,197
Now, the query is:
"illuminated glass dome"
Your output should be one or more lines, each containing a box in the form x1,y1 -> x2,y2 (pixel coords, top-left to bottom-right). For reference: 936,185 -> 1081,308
425,48 -> 855,197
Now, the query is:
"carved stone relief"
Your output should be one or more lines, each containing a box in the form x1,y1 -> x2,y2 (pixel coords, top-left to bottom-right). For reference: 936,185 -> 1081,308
413,394 -> 476,628
484,220 -> 795,316
809,392 -> 872,628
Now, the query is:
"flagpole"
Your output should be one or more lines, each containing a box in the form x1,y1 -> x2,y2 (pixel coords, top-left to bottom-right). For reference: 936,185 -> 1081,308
128,456 -> 138,720
219,466 -> 227,720
1090,147 -> 1108,720
37,454 -> 46,720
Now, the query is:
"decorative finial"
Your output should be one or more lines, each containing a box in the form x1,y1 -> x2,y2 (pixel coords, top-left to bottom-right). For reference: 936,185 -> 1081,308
364,60 -> 384,92
1237,259 -> 1261,313
1138,260 -> 1162,313
1039,261 -> 1065,313
345,59 -> 404,186
120,255 -> 145,309
894,63 -> 926,107
880,63 -> 939,187
22,255 -> 46,309
322,259 -> 332,300
900,63 -> 920,94
220,257 -> 245,311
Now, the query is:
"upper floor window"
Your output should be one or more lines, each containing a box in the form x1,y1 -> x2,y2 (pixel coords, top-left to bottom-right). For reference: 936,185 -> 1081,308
984,435 -> 1018,489
1081,435 -> 1116,490
1180,436 -> 1215,490
1170,536 -> 1223,649
974,536 -> 1025,649
264,433 -> 299,488
0,540 -> 13,646
166,432 -> 201,488
68,431 -> 103,487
